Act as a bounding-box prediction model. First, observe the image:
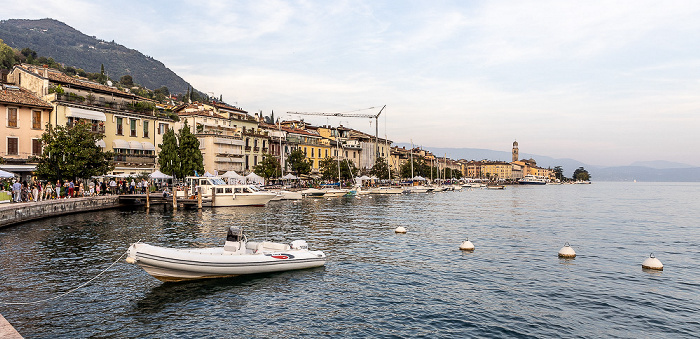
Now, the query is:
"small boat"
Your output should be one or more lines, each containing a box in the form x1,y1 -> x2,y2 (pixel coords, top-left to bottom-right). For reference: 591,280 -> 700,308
322,188 -> 349,198
178,176 -> 277,207
406,185 -> 434,193
486,184 -> 506,189
301,188 -> 325,198
368,186 -> 404,194
126,227 -> 327,282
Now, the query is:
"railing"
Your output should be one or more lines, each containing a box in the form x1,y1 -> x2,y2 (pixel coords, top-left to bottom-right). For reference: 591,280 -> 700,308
67,121 -> 106,133
245,146 -> 251,151
113,154 -> 156,165
253,147 -> 260,152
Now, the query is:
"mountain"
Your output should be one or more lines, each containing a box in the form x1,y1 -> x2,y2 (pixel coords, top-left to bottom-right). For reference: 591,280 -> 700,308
0,18 -> 191,94
628,160 -> 695,169
397,144 -> 700,182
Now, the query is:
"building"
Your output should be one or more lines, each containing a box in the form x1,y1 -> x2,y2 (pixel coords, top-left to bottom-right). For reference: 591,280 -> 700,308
0,83 -> 53,180
481,161 -> 512,181
9,64 -> 174,175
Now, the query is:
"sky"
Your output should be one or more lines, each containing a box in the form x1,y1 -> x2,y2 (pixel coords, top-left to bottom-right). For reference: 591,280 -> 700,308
3,0 -> 700,167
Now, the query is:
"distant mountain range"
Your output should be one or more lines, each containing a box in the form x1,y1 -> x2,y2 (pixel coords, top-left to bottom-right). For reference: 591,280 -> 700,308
0,18 -> 191,94
396,143 -> 700,182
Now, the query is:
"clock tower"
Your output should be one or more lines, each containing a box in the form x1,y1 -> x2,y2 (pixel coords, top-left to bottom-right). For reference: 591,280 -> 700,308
512,140 -> 519,162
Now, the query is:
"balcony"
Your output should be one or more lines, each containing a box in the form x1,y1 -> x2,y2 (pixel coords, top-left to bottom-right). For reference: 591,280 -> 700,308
67,121 -> 106,134
253,146 -> 260,152
262,147 -> 269,153
113,154 -> 156,166
245,146 -> 251,151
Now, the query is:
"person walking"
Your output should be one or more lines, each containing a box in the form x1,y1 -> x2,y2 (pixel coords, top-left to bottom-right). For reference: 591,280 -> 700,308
12,180 -> 21,202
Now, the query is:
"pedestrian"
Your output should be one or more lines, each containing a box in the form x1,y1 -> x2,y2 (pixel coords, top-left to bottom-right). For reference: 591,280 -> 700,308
12,180 -> 21,202
109,179 -> 117,195
68,180 -> 75,198
32,184 -> 39,202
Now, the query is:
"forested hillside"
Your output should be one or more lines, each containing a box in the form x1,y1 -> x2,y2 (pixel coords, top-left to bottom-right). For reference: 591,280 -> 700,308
0,18 -> 190,94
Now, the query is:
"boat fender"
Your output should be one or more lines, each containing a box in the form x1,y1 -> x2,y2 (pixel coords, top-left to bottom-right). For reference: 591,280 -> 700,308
125,256 -> 137,264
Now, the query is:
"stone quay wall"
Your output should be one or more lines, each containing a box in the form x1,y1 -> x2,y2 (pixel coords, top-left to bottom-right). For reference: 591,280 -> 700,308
0,196 -> 122,229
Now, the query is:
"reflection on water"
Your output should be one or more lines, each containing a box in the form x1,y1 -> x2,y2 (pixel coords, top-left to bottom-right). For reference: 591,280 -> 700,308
1,182 -> 699,338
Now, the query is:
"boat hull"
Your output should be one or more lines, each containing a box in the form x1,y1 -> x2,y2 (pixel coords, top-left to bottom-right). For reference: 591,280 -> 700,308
128,243 -> 326,282
210,193 -> 277,207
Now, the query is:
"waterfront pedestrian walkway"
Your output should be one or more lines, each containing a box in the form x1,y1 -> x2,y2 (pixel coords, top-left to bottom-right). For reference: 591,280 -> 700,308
0,313 -> 23,338
0,196 -> 121,229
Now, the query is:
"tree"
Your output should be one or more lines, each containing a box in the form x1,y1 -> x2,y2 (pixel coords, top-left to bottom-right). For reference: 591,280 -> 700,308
370,157 -> 390,179
572,167 -> 591,181
0,39 -> 16,70
120,74 -> 134,87
287,148 -> 311,175
319,157 -> 338,180
254,154 -> 282,180
177,121 -> 204,176
158,128 -> 180,177
35,122 -> 114,181
339,159 -> 357,180
553,166 -> 564,181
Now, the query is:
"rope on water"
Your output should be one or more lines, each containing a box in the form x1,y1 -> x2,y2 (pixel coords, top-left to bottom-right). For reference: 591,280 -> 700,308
0,242 -> 138,306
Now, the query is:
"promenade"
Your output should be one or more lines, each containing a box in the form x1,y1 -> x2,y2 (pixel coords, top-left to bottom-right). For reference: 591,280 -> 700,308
0,196 -> 121,229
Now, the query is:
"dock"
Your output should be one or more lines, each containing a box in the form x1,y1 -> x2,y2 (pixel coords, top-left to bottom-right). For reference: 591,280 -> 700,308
0,196 -> 121,229
0,313 -> 23,338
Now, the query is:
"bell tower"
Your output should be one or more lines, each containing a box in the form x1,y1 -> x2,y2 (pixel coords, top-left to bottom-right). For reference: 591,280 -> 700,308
512,140 -> 519,162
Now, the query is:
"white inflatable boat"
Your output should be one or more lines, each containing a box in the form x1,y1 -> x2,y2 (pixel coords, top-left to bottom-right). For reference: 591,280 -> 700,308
126,227 -> 326,282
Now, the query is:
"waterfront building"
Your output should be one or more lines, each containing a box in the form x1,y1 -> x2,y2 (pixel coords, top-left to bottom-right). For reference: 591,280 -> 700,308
345,128 -> 391,172
481,161 -> 513,181
258,122 -> 287,173
389,146 -> 411,176
8,64 -> 174,175
0,83 -> 53,180
316,125 -> 361,170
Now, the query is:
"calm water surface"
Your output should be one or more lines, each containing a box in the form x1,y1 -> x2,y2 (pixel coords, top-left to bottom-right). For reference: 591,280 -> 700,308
1,182 -> 699,338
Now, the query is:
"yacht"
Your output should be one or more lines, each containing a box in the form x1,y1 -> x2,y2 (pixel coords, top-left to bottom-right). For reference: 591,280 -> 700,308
178,176 -> 277,207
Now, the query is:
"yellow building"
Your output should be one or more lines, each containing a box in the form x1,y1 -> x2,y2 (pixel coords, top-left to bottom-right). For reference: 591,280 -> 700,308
481,161 -> 512,181
10,64 -> 174,175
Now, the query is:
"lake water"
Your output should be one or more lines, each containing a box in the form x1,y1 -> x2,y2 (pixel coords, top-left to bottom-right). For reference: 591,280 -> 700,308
1,182 -> 699,338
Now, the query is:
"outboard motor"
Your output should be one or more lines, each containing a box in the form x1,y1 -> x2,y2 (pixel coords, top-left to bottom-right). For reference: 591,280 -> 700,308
290,240 -> 308,250
224,227 -> 244,252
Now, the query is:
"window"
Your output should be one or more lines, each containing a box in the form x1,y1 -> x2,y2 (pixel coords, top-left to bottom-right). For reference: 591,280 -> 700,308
311,148 -> 314,157
7,137 -> 18,155
325,149 -> 328,157
130,119 -> 137,137
143,121 -> 149,138
158,123 -> 168,135
32,139 -> 41,156
7,108 -> 18,128
254,156 -> 258,166
32,110 -> 42,129
116,117 -> 123,135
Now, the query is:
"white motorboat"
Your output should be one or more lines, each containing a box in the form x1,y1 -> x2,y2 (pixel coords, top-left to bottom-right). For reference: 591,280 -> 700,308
368,186 -> 404,194
301,188 -> 325,198
322,188 -> 349,197
519,175 -> 548,185
278,190 -> 303,200
126,227 -> 327,282
179,177 -> 277,207
406,185 -> 433,193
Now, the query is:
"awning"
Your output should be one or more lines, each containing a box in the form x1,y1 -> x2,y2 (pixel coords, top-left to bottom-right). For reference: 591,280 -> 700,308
0,165 -> 36,172
141,141 -> 156,151
128,141 -> 143,150
65,107 -> 106,121
112,139 -> 130,149
96,139 -> 106,148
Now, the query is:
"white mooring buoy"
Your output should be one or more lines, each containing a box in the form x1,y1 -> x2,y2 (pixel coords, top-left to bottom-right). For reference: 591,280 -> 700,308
558,242 -> 576,258
642,253 -> 663,270
395,226 -> 407,233
459,238 -> 475,251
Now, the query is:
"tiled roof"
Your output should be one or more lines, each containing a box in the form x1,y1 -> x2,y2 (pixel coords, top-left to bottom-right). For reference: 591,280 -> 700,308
211,101 -> 248,113
281,126 -> 320,137
0,84 -> 53,109
17,65 -> 139,99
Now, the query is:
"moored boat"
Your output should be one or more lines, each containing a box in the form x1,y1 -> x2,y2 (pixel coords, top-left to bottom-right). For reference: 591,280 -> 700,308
178,176 -> 277,207
125,227 -> 327,282
519,175 -> 548,185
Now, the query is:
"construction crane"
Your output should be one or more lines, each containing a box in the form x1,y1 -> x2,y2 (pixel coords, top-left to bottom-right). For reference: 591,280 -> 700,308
287,105 -> 386,158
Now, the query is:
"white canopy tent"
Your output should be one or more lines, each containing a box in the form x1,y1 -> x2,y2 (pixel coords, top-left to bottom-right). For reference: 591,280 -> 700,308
0,169 -> 16,178
149,170 -> 173,179
203,171 -> 216,177
412,176 -> 427,181
281,173 -> 299,180
222,170 -> 245,184
246,172 -> 264,185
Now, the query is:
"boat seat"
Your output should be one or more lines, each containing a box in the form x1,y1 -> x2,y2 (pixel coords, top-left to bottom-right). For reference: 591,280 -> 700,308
261,241 -> 290,251
223,241 -> 240,252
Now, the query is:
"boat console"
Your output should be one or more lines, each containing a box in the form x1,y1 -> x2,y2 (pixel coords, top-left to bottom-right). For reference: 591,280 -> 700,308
224,227 -> 244,252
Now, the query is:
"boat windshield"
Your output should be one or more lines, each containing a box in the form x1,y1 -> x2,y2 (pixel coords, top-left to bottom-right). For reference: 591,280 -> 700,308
226,227 -> 243,242
208,178 -> 227,185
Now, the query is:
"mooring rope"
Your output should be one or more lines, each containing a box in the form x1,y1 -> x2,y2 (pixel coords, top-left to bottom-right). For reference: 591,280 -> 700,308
0,242 -> 137,306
